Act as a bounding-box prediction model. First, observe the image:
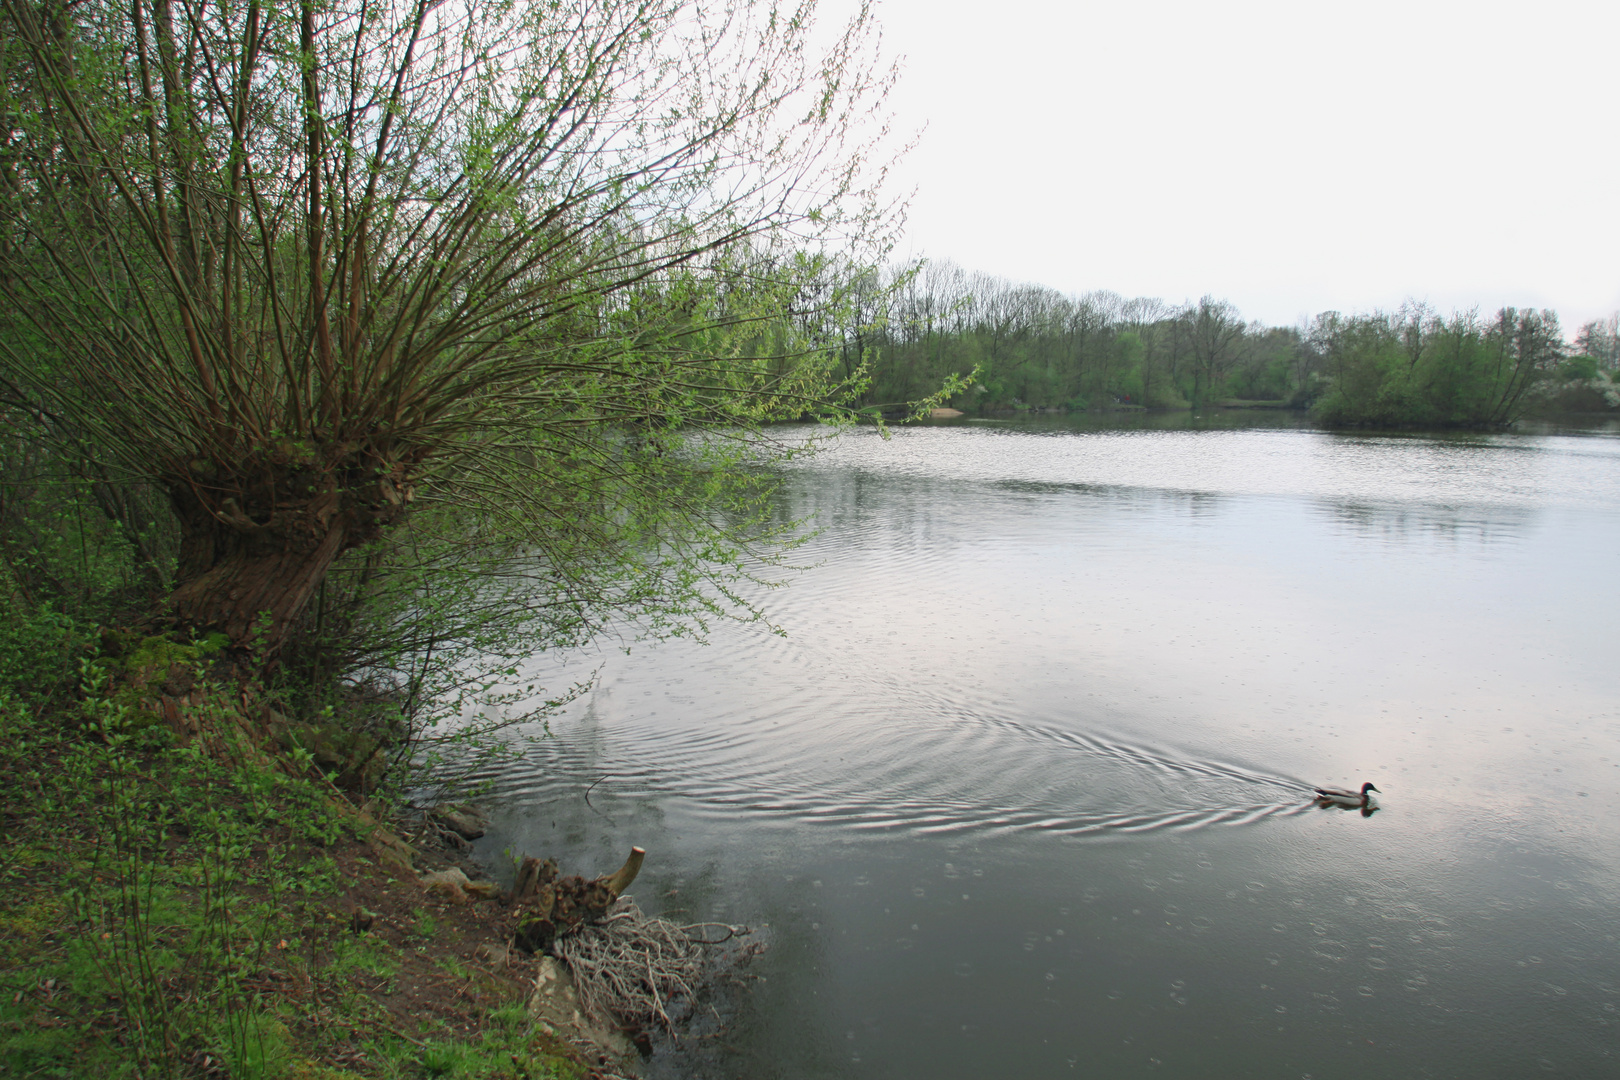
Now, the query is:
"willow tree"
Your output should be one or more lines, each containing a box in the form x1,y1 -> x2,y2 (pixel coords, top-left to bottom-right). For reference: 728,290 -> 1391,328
0,0 -> 898,658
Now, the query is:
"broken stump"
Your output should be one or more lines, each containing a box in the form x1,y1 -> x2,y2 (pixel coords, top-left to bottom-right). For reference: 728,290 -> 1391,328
512,846 -> 645,955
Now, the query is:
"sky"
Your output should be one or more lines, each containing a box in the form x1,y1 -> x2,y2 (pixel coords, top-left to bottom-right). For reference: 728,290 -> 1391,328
848,0 -> 1620,332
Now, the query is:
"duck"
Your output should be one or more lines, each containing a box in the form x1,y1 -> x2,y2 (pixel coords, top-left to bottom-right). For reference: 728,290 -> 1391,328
1313,781 -> 1379,807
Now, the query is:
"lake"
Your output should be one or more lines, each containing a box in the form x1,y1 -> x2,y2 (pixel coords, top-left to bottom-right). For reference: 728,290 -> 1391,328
465,412 -> 1620,1078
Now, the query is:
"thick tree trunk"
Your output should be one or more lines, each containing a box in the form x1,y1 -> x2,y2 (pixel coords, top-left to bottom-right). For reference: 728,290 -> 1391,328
164,463 -> 409,654
167,515 -> 350,652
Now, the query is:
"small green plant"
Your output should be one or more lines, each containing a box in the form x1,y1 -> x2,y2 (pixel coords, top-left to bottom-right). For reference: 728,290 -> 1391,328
410,908 -> 441,942
486,1001 -> 530,1030
0,601 -> 93,706
419,1040 -> 465,1076
64,668 -> 183,1074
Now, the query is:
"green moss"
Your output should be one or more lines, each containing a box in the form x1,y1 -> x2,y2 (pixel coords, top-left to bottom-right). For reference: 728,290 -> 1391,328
120,631 -> 228,680
0,896 -> 65,975
286,1060 -> 368,1080
0,894 -> 65,942
79,631 -> 235,734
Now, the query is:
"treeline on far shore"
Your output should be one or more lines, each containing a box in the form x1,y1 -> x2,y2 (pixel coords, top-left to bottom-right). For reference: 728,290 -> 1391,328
823,261 -> 1620,428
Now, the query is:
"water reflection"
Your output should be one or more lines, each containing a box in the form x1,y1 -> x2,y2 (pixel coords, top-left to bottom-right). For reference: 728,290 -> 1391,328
1316,500 -> 1537,547
464,419 -> 1620,1078
791,419 -> 1620,514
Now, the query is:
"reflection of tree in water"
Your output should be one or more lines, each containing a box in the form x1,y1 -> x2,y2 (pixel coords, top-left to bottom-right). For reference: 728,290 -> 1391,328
1319,501 -> 1532,548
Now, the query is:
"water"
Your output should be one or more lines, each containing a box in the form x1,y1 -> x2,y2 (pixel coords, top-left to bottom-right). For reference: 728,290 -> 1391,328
466,414 -> 1620,1078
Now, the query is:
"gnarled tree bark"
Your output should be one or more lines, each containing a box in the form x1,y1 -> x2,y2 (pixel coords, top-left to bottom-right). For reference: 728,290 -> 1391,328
164,451 -> 413,654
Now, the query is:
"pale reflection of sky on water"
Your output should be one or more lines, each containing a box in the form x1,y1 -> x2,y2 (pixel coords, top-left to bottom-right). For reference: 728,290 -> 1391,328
468,418 -> 1620,1079
792,423 -> 1620,510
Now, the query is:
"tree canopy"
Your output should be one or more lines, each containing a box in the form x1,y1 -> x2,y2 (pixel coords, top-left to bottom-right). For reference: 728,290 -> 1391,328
0,0 -> 901,659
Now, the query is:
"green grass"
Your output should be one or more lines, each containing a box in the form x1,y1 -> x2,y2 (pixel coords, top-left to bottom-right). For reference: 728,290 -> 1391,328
0,687 -> 584,1080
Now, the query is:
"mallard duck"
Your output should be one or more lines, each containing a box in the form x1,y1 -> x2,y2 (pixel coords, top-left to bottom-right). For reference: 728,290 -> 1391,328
1313,782 -> 1379,807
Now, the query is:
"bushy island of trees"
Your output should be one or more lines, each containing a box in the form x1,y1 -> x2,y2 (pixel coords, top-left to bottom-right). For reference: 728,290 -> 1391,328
823,261 -> 1620,428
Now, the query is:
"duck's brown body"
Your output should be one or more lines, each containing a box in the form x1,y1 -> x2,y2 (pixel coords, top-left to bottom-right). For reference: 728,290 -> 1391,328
1313,782 -> 1379,807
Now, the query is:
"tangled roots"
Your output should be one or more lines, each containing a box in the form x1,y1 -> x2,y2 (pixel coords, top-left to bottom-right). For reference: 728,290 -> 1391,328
553,896 -> 743,1034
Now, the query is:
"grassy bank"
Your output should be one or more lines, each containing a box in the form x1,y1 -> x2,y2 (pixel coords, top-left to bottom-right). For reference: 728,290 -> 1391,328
0,680 -> 608,1080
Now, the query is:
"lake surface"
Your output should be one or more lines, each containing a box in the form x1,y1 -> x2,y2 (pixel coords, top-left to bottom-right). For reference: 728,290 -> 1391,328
466,413 -> 1620,1078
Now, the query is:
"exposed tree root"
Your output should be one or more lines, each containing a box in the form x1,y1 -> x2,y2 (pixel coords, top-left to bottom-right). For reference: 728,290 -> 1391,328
554,896 -> 743,1035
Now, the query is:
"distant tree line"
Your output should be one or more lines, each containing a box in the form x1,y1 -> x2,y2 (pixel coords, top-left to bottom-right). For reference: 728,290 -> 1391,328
817,261 -> 1618,428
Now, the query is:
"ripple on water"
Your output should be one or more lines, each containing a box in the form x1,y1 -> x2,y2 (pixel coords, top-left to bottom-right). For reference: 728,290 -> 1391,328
453,671 -> 1321,842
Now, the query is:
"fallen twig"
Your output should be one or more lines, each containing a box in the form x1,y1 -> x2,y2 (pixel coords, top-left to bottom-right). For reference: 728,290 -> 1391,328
582,775 -> 615,824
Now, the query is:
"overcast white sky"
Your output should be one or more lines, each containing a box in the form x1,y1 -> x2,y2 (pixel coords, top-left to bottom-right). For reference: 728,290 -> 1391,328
856,0 -> 1620,331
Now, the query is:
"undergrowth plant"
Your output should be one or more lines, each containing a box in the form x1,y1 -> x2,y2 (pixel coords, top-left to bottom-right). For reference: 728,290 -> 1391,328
2,663 -> 592,1080
64,666 -> 301,1077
